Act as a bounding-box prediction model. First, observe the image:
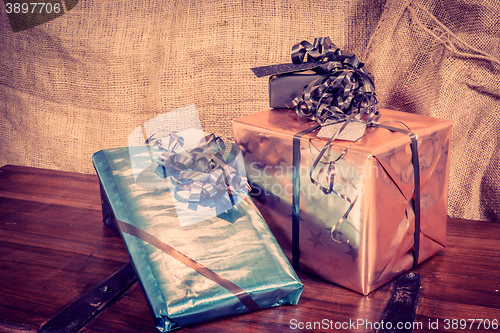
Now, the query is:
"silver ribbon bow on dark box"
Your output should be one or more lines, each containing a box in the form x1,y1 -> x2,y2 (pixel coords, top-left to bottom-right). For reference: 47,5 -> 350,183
146,130 -> 250,224
252,37 -> 379,141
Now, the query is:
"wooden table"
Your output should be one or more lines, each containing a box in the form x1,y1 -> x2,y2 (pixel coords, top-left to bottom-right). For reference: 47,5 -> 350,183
1,165 -> 499,333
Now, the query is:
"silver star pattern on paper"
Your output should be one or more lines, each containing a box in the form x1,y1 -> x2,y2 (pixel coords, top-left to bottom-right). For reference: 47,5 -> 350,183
239,140 -> 252,157
307,229 -> 323,249
258,135 -> 270,143
308,197 -> 325,212
326,256 -> 342,274
274,148 -> 288,166
345,243 -> 358,263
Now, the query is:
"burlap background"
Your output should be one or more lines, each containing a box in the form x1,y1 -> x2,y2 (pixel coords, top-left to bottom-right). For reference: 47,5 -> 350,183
1,0 -> 498,222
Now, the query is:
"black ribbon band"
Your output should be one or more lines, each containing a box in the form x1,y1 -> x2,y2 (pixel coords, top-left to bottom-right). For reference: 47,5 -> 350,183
373,123 -> 421,268
251,37 -> 356,78
292,124 -> 321,269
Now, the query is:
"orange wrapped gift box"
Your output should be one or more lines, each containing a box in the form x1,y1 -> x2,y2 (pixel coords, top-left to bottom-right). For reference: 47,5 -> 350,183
233,108 -> 452,295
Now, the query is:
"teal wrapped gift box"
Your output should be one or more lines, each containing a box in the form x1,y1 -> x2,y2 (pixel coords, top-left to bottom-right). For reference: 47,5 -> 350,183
92,145 -> 303,332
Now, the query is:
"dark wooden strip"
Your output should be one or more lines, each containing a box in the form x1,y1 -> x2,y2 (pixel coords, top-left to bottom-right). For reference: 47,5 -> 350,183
376,272 -> 421,333
38,262 -> 137,333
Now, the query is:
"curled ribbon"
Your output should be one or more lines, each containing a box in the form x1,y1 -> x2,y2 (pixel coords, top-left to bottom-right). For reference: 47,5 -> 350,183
147,133 -> 248,210
254,38 -> 421,269
288,37 -> 379,125
290,36 -> 338,65
252,38 -> 381,247
253,37 -> 380,195
284,38 -> 381,244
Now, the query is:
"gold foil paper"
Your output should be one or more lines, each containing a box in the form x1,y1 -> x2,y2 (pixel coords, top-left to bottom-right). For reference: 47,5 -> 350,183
232,108 -> 452,295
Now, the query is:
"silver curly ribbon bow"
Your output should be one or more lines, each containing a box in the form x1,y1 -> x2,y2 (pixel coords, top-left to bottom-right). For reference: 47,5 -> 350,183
288,37 -> 379,125
147,133 -> 248,211
287,38 -> 383,244
253,37 -> 382,245
254,39 -> 422,268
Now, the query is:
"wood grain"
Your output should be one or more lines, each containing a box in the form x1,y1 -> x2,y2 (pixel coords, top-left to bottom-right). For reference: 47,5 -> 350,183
1,165 -> 499,332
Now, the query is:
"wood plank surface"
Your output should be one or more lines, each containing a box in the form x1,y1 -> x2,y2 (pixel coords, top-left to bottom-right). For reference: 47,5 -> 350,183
0,165 -> 499,332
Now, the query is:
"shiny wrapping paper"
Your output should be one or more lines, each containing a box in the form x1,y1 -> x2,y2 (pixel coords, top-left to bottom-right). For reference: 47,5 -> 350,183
268,71 -> 323,109
92,146 -> 303,332
232,108 -> 452,295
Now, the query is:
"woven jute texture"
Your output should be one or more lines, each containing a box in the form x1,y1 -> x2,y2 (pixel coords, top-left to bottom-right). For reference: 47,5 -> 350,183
364,0 -> 500,222
1,0 -> 498,222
